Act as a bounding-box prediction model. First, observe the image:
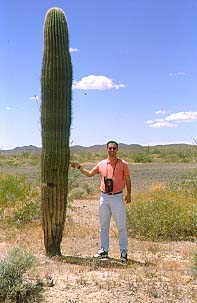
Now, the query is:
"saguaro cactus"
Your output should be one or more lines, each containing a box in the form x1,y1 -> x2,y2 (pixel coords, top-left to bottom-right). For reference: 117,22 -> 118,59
41,7 -> 72,256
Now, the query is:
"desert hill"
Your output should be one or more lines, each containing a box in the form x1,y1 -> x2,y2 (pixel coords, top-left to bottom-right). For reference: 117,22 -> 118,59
1,143 -> 195,154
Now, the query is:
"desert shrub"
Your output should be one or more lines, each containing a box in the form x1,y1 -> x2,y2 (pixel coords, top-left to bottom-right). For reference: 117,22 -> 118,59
20,153 -> 40,166
0,153 -> 40,167
0,174 -> 27,207
21,151 -> 31,159
68,167 -> 82,190
0,169 -> 96,226
0,174 -> 40,226
133,153 -> 152,163
152,149 -> 161,155
158,150 -> 194,163
0,246 -> 44,303
10,199 -> 41,225
67,168 -> 97,203
127,189 -> 197,241
71,151 -> 106,163
68,187 -> 89,201
68,182 -> 95,201
167,170 -> 197,198
83,181 -> 96,195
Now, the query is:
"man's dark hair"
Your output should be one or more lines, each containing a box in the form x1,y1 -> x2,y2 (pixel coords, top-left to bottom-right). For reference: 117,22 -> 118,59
106,141 -> 119,149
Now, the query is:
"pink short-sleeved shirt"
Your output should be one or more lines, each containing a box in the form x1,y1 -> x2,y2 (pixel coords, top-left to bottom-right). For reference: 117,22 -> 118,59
91,158 -> 130,193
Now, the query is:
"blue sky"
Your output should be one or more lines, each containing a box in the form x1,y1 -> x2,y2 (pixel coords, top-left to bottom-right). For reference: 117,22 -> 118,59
1,0 -> 197,149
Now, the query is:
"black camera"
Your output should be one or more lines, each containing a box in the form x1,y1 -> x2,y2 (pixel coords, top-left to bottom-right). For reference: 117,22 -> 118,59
104,177 -> 113,193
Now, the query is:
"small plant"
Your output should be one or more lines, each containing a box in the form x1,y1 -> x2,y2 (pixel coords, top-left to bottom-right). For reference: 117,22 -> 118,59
0,246 -> 44,303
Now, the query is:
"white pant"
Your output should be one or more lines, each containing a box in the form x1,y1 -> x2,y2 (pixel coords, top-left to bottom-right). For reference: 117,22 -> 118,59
99,192 -> 128,253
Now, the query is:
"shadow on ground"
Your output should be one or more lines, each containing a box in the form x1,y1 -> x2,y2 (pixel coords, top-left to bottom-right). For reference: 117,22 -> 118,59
53,255 -> 151,268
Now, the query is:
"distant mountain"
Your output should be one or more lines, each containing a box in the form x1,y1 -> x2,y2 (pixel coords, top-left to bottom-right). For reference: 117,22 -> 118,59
1,143 -> 195,154
151,143 -> 195,151
1,145 -> 41,154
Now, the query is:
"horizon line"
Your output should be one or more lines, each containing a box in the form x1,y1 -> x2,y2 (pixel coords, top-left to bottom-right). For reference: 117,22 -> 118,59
0,142 -> 194,151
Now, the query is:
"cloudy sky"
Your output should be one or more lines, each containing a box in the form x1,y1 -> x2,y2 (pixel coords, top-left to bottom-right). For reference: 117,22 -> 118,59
1,0 -> 197,149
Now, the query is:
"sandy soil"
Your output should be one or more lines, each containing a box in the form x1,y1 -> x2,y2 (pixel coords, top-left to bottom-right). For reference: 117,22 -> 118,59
0,197 -> 196,303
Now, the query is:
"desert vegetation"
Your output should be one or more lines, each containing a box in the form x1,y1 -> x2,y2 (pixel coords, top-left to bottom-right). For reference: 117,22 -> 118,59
0,166 -> 196,241
1,143 -> 197,166
127,173 -> 197,241
0,246 -> 44,303
71,144 -> 197,163
0,149 -> 196,302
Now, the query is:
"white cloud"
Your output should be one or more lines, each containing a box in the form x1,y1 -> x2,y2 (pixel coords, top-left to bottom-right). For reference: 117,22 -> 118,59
72,75 -> 126,90
169,72 -> 185,76
69,47 -> 79,53
166,111 -> 197,122
5,106 -> 13,111
145,120 -> 154,125
155,118 -> 165,122
146,111 -> 197,128
149,121 -> 177,128
155,110 -> 167,114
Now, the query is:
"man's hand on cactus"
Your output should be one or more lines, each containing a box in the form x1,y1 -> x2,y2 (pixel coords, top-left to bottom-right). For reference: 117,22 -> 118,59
70,162 -> 80,169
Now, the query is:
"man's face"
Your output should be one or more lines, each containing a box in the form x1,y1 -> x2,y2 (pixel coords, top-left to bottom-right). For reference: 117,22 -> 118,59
107,143 -> 118,157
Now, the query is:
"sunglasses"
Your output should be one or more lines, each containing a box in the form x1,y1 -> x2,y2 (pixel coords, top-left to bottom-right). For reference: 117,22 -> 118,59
108,147 -> 117,151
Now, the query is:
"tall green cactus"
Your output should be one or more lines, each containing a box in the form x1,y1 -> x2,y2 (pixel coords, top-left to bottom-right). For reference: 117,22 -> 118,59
41,7 -> 72,256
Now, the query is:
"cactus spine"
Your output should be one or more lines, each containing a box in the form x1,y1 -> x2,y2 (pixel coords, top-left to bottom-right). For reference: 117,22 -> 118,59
41,8 -> 72,256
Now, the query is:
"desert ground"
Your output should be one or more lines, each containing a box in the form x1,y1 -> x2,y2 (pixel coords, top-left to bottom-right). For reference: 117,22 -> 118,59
0,163 -> 196,302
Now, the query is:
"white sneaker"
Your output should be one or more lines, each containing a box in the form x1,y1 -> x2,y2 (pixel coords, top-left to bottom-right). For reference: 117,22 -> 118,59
94,248 -> 108,258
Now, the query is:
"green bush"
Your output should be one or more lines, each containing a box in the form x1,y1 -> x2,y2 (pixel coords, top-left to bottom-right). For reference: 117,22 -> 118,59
127,171 -> 197,241
127,190 -> 197,241
11,200 -> 41,225
0,174 -> 26,207
133,153 -> 152,163
0,174 -> 40,226
0,246 -> 44,303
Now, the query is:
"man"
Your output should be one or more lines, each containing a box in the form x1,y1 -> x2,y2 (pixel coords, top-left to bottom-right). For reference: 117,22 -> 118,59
71,140 -> 131,263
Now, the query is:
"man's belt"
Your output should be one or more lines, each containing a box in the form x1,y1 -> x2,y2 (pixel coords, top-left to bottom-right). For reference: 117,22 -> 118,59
102,191 -> 122,195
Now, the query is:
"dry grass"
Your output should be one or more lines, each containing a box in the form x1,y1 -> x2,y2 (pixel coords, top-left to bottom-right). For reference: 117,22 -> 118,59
0,162 -> 196,302
0,199 -> 196,303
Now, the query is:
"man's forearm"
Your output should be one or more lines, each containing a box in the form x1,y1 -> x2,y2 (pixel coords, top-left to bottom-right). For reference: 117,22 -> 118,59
125,176 -> 131,194
78,166 -> 92,177
71,163 -> 95,177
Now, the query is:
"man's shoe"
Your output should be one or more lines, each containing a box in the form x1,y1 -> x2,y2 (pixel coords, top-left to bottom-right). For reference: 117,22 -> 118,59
120,250 -> 127,263
94,248 -> 108,259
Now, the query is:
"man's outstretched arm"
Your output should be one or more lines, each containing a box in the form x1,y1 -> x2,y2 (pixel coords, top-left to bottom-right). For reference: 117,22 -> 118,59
70,163 -> 97,177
